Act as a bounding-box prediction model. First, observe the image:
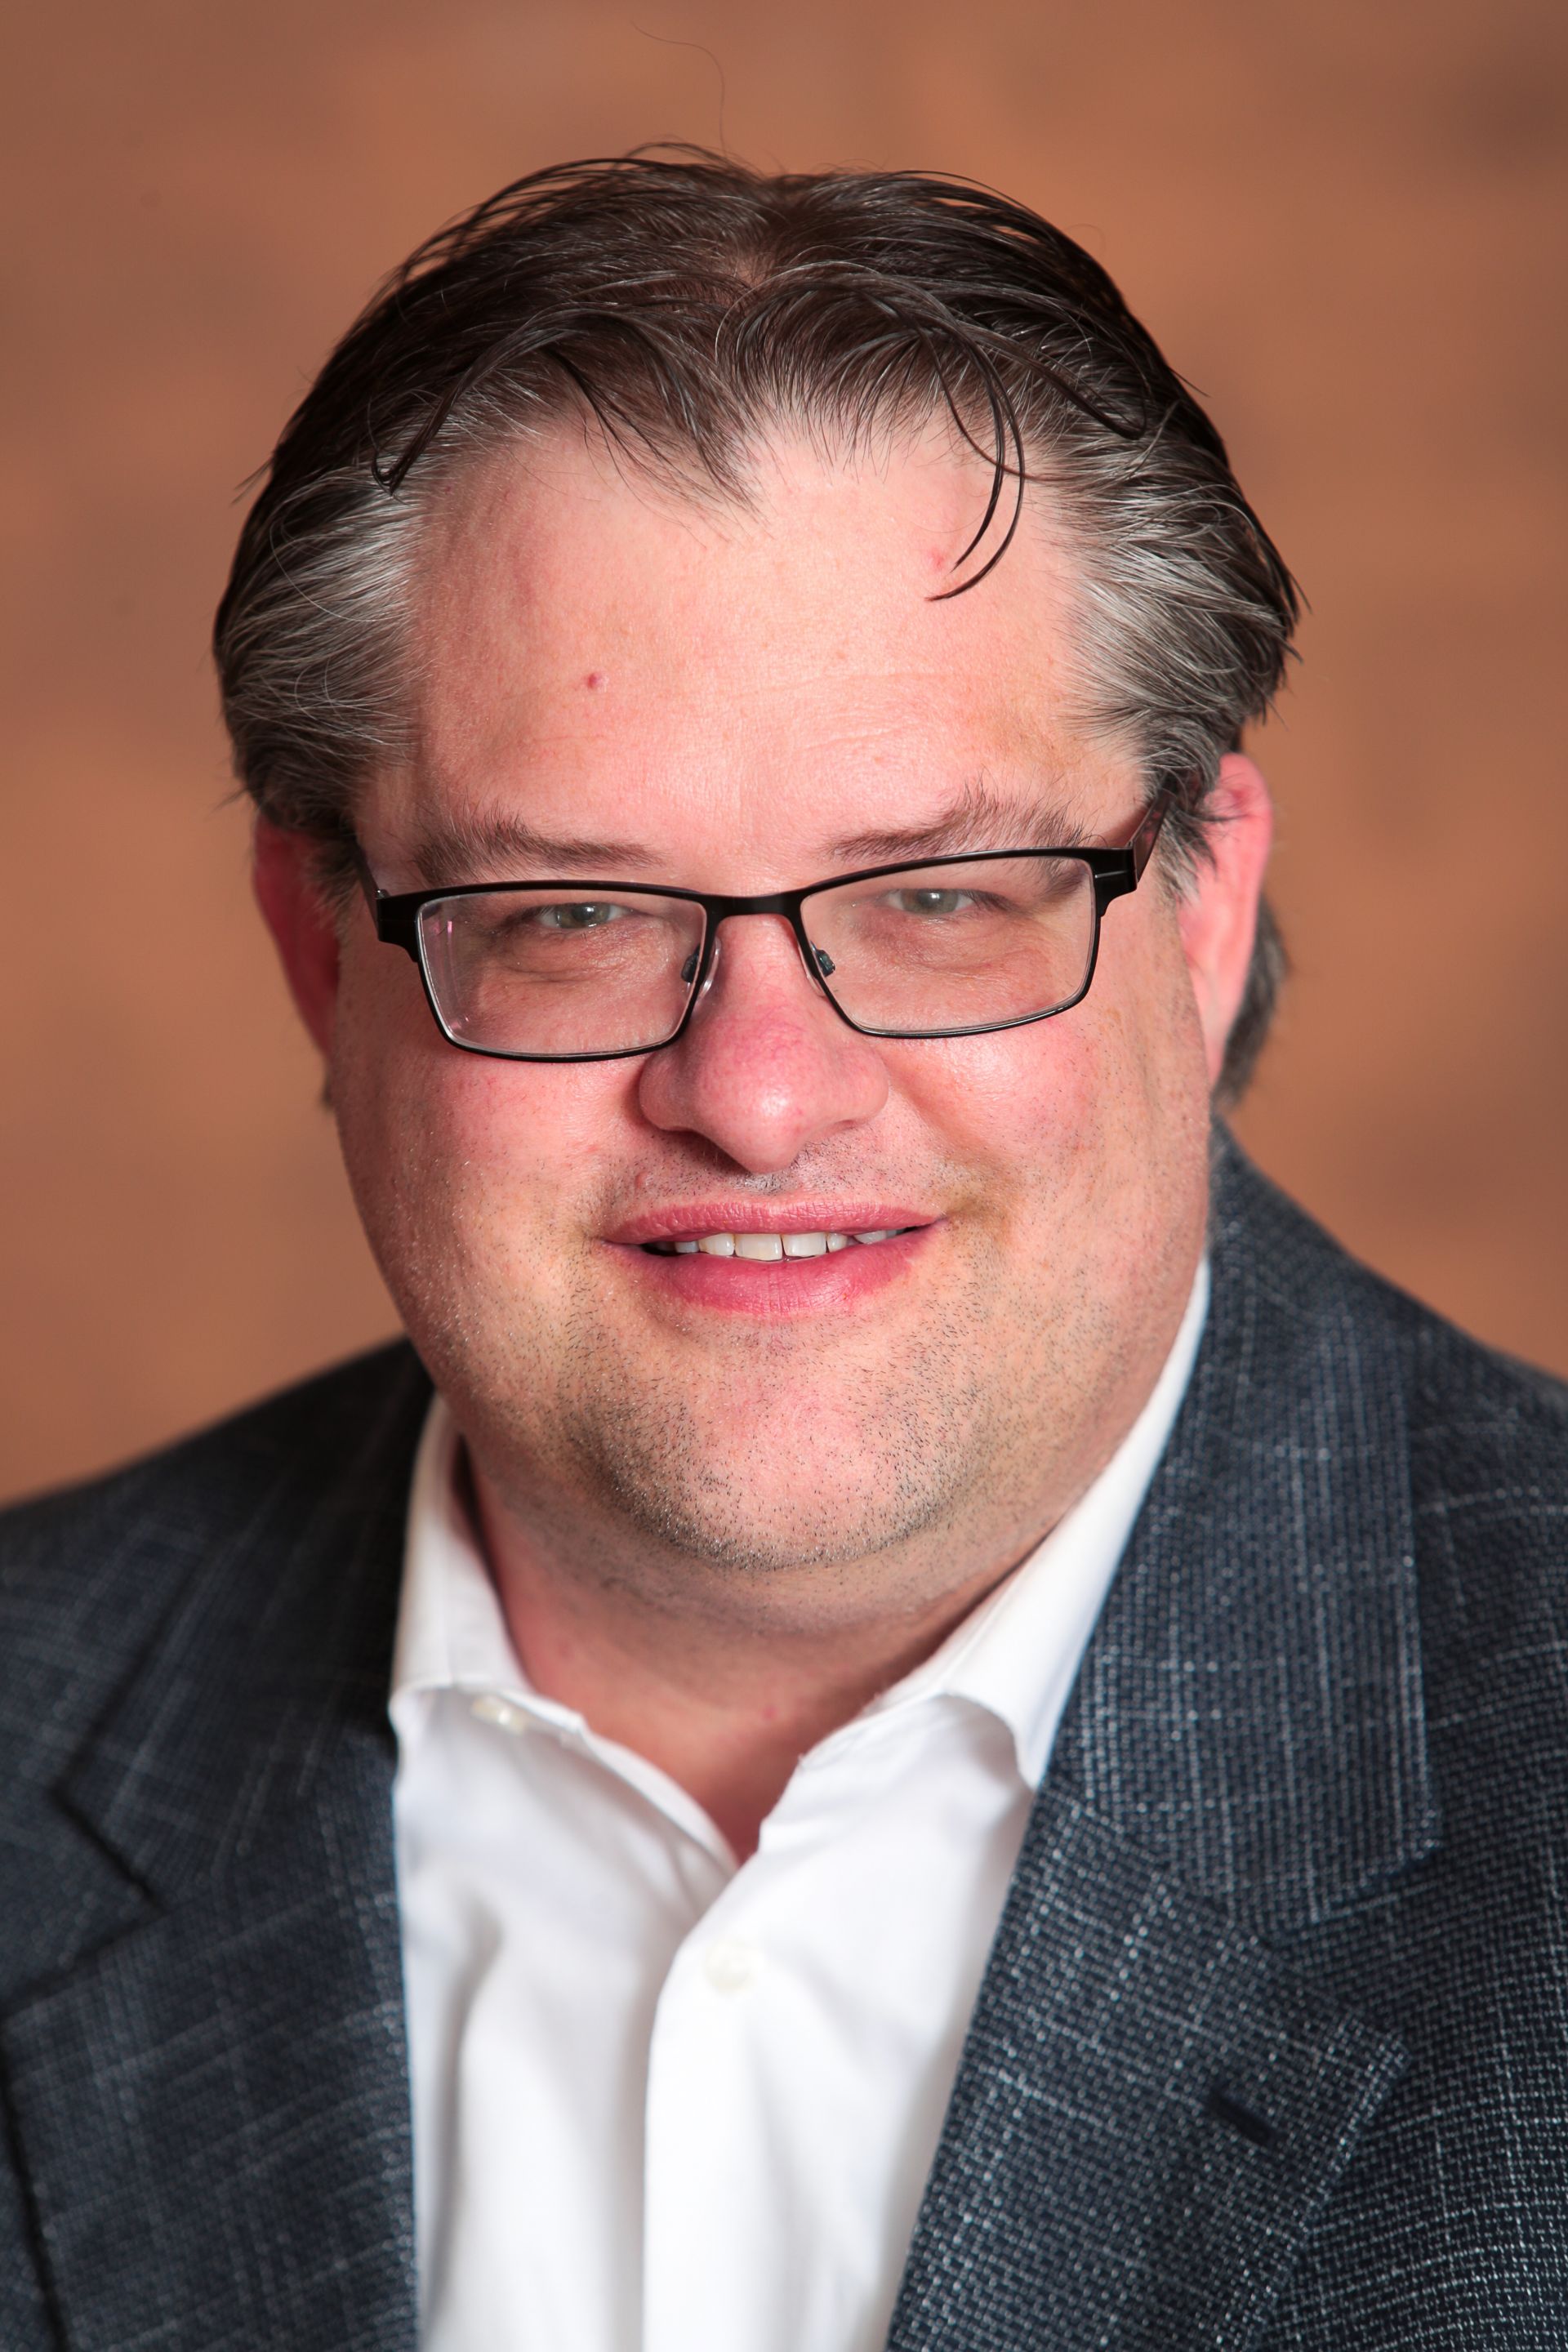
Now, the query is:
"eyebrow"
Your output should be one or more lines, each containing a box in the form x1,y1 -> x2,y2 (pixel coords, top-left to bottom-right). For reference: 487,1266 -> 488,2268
408,809 -> 661,884
408,777 -> 1092,888
824,781 -> 1091,866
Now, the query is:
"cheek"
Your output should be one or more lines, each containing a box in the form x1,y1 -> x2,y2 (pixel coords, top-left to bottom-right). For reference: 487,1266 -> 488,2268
894,1030 -> 1098,1170
889,911 -> 1208,1232
893,999 -> 1156,1169
329,939 -> 618,1301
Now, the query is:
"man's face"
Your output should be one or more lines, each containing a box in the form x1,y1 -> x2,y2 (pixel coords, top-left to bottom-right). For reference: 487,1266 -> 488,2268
262,426 -> 1267,1610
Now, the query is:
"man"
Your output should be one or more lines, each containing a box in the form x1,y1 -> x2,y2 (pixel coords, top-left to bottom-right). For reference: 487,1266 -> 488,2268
1,152 -> 1563,2352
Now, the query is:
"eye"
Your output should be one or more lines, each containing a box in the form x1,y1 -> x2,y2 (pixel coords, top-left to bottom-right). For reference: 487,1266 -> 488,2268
534,901 -> 625,931
890,887 -> 975,917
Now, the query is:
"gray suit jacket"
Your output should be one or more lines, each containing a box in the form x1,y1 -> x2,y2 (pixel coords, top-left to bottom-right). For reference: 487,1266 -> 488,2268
2,1134 -> 1566,2350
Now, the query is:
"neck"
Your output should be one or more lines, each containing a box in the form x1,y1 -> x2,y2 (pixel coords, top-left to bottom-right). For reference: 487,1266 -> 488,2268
466,1464 -> 1041,1860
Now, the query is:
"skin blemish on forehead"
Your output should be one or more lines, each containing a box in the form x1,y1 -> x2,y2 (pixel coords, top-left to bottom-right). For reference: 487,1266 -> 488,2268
585,670 -> 608,691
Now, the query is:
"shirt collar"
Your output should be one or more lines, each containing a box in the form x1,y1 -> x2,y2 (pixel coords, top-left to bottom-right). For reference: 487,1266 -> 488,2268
390,1397 -> 520,1713
390,1259 -> 1209,1789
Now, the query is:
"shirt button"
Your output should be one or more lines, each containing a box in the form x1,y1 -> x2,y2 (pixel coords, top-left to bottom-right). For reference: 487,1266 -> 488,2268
470,1693 -> 531,1735
704,1937 -> 763,1994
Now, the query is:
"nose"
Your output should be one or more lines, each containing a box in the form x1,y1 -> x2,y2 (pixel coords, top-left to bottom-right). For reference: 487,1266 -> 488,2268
636,915 -> 889,1173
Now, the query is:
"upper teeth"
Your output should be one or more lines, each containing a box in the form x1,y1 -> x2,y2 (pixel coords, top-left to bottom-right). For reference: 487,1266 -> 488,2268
659,1228 -> 903,1258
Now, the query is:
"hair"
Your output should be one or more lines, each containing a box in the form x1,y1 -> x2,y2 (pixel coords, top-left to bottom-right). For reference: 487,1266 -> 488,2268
215,149 -> 1298,1101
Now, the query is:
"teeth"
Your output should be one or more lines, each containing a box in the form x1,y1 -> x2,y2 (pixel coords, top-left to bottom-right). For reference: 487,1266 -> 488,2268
656,1226 -> 904,1258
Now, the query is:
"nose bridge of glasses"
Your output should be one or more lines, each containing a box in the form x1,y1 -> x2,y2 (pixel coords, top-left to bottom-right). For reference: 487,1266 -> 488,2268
693,900 -> 835,1006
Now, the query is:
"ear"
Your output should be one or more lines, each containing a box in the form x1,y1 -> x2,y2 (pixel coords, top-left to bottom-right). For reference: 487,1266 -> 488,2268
1176,752 -> 1274,1088
252,818 -> 344,1059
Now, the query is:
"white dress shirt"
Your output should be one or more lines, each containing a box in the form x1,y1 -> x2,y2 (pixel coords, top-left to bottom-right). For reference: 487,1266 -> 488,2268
390,1263 -> 1208,2352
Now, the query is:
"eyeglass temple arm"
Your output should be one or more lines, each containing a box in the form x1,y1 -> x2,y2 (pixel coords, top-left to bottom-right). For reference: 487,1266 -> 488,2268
350,841 -> 382,914
347,841 -> 420,957
1129,786 -> 1175,880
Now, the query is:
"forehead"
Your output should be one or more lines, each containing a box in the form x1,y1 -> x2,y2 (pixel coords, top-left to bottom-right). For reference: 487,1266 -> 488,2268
384,425 -> 1109,873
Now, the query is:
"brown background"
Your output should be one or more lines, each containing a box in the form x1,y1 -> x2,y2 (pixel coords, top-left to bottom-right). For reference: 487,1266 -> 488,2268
2,0 -> 1565,1503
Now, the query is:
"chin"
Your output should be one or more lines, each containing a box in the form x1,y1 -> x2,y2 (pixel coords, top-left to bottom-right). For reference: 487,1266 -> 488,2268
568,1415 -> 967,1582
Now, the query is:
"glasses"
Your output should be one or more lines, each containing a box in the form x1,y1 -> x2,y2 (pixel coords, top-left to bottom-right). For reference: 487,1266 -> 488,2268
356,792 -> 1171,1062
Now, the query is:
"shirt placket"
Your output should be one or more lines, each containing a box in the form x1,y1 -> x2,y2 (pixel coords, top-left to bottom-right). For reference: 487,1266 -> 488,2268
642,1862 -> 781,2352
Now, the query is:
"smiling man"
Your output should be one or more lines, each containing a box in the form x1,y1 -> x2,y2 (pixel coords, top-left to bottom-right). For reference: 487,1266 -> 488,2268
2,156 -> 1565,2352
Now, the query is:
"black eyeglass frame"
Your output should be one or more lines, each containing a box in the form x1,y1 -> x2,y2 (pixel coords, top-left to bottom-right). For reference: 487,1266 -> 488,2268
355,788 -> 1173,1062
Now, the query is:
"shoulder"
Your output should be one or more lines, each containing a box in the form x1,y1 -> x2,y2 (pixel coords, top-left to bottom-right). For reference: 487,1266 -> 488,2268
0,1343 -> 430,1728
1396,1301 -> 1568,1728
1214,1133 -> 1568,1682
1213,1129 -> 1568,1463
1,1339 -> 430,1554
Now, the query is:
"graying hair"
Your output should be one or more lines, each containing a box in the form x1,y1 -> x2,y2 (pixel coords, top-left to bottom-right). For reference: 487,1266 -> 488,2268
216,153 -> 1298,1100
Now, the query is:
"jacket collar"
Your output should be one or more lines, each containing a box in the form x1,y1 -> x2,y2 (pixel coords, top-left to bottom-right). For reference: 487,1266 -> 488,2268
52,1345 -> 430,1920
1048,1126 -> 1438,1935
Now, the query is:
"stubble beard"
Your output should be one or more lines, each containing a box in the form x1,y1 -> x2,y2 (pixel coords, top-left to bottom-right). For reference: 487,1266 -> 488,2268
545,1296 -> 996,1580
446,1237 -> 1066,1612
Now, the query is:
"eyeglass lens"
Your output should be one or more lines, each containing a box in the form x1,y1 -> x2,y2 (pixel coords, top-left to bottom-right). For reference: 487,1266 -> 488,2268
415,856 -> 1098,1058
806,856 -> 1095,1036
418,888 -> 706,1057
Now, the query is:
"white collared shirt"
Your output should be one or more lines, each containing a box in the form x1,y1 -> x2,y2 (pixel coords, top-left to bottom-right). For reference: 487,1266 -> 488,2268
390,1263 -> 1207,2352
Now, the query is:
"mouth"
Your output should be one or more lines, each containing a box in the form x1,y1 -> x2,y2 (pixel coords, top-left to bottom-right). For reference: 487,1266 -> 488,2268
604,1207 -> 938,1316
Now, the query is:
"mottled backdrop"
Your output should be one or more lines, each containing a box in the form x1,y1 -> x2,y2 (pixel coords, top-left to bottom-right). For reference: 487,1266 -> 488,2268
2,0 -> 1565,1499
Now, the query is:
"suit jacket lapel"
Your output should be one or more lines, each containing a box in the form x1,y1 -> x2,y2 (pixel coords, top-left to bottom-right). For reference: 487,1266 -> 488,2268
2,1347 -> 430,2352
1056,1132 -> 1437,1936
890,1134 -> 1438,2350
891,1789 -> 1408,2350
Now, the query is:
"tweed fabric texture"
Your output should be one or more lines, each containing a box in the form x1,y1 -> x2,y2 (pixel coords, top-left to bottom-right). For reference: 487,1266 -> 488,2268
0,1349 -> 430,2351
1,1133 -> 1566,2349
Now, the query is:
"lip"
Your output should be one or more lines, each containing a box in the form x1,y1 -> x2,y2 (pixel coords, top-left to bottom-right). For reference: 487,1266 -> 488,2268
603,1208 -> 940,1318
604,1203 -> 937,1248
